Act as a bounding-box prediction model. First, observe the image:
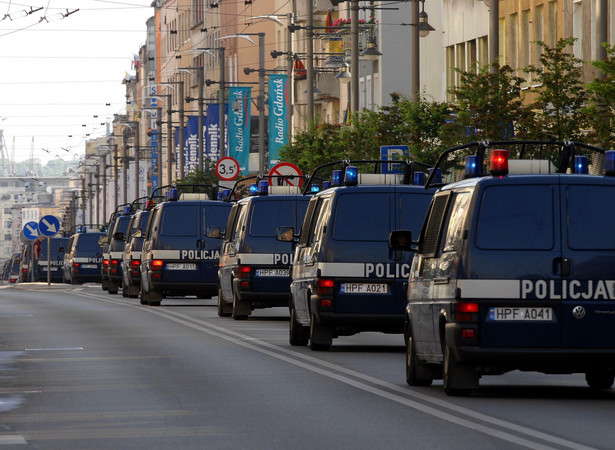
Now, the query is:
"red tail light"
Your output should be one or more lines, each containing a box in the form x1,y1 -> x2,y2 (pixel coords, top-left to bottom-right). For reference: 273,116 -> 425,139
455,301 -> 479,323
316,278 -> 334,295
73,262 -> 80,273
152,260 -> 164,270
237,265 -> 251,278
130,260 -> 140,276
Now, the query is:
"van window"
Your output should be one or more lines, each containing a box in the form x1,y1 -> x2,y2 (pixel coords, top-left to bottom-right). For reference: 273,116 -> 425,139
567,185 -> 615,250
161,205 -> 197,236
476,185 -> 554,250
333,193 -> 389,241
308,197 -> 330,245
442,192 -> 471,252
203,205 -> 229,232
77,234 -> 103,251
399,193 -> 435,237
249,200 -> 292,237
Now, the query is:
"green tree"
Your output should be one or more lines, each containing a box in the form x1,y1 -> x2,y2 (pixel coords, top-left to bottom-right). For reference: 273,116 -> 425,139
586,42 -> 615,149
524,38 -> 590,141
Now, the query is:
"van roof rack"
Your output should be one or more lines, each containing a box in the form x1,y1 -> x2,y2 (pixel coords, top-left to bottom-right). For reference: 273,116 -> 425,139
301,159 -> 433,194
148,183 -> 219,205
226,174 -> 310,201
425,140 -> 607,189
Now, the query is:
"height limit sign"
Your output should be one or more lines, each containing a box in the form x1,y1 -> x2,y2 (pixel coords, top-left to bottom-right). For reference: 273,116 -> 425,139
216,157 -> 239,181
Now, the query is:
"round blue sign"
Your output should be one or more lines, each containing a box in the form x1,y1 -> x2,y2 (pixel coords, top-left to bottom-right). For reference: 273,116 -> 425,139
23,221 -> 40,240
39,215 -> 61,237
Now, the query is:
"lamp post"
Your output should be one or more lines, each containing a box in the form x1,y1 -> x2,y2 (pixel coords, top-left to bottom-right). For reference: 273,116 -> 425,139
217,33 -> 265,175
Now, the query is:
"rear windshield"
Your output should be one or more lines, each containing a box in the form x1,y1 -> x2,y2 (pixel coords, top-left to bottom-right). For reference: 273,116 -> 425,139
76,234 -> 104,252
399,193 -> 434,236
476,185 -> 554,250
161,205 -> 198,236
249,200 -> 293,238
332,193 -> 390,241
567,185 -> 615,250
41,239 -> 68,258
114,216 -> 131,235
203,205 -> 230,232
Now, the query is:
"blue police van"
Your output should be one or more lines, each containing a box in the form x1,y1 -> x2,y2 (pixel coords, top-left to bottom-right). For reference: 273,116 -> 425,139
391,140 -> 615,395
106,206 -> 133,295
122,208 -> 151,298
140,185 -> 232,306
281,160 -> 436,350
38,236 -> 69,283
63,226 -> 105,284
216,178 -> 310,319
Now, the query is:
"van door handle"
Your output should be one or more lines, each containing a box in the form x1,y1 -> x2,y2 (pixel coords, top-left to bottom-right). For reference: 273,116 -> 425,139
434,276 -> 450,285
553,257 -> 571,277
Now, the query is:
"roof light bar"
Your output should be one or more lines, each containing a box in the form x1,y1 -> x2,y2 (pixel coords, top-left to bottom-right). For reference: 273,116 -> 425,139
257,180 -> 269,195
428,167 -> 442,184
490,150 -> 509,176
167,188 -> 179,201
331,170 -> 343,186
322,181 -> 332,190
413,172 -> 425,186
605,151 -> 615,176
249,184 -> 259,195
574,155 -> 589,174
344,166 -> 358,186
464,155 -> 481,178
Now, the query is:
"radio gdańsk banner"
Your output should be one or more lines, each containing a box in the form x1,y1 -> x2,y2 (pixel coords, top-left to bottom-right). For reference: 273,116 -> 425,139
268,74 -> 288,169
228,87 -> 251,175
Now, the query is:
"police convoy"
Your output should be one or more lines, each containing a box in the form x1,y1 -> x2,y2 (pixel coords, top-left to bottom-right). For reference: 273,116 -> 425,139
17,144 -> 615,394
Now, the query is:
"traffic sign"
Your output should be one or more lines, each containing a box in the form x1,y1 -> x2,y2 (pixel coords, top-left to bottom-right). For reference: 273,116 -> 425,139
23,221 -> 39,240
268,162 -> 303,187
216,157 -> 240,181
39,215 -> 60,237
380,145 -> 410,174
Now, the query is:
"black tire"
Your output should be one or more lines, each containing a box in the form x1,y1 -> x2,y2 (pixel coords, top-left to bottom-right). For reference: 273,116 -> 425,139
406,334 -> 433,386
139,285 -> 148,305
148,289 -> 162,307
232,290 -> 249,320
217,287 -> 232,317
443,343 -> 472,397
289,306 -> 309,346
586,371 -> 614,389
108,282 -> 118,295
309,312 -> 332,351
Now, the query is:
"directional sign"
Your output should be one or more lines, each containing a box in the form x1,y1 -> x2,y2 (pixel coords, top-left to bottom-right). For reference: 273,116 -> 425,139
39,215 -> 61,237
216,157 -> 240,181
23,221 -> 40,241
268,162 -> 303,187
380,145 -> 410,174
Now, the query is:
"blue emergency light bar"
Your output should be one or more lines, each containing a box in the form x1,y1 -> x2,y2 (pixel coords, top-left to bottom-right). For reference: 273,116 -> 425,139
331,170 -> 343,186
605,151 -> 615,176
323,181 -> 332,190
413,172 -> 425,185
257,180 -> 268,195
310,185 -> 320,193
464,155 -> 480,178
221,189 -> 231,200
123,205 -> 132,215
249,184 -> 259,195
167,188 -> 179,201
574,155 -> 589,174
429,167 -> 443,184
344,166 -> 358,186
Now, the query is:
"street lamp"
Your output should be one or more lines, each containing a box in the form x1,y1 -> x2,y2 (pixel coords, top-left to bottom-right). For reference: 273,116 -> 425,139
218,33 -> 266,175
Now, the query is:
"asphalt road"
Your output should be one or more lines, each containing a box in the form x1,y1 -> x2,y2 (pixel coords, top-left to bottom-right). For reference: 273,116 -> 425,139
0,283 -> 612,449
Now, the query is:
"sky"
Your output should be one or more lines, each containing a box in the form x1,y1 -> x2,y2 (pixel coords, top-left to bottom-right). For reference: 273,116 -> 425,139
0,0 -> 154,166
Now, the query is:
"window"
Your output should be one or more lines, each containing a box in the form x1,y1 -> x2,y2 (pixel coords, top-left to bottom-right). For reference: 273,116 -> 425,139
203,205 -> 229,231
308,197 -> 330,245
442,192 -> 471,253
476,185 -> 554,250
332,193 -> 389,241
567,185 -> 615,250
161,205 -> 197,236
399,193 -> 433,237
249,201 -> 292,237
420,193 -> 451,257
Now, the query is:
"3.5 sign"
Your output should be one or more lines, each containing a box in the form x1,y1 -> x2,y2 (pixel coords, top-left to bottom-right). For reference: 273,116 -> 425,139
215,157 -> 240,181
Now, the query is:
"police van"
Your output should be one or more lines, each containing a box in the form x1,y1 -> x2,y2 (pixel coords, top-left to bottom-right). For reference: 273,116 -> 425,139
121,208 -> 151,298
281,160 -> 436,350
63,226 -> 105,284
106,206 -> 133,295
391,140 -> 615,395
216,179 -> 310,319
100,208 -> 124,291
140,185 -> 231,306
38,236 -> 69,283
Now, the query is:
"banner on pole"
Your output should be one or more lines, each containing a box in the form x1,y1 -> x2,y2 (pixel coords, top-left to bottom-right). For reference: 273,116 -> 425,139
268,74 -> 289,169
227,87 -> 251,175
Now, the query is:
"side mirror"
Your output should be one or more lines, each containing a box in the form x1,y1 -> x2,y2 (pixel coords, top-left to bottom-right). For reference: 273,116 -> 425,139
388,230 -> 415,252
206,226 -> 222,239
99,236 -> 109,245
58,247 -> 65,253
276,226 -> 296,243
131,229 -> 142,239
113,232 -> 125,241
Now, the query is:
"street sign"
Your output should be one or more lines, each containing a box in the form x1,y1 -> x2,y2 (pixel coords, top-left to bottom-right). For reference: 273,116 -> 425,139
380,145 -> 410,174
23,221 -> 40,241
216,157 -> 240,181
268,162 -> 304,187
39,215 -> 61,237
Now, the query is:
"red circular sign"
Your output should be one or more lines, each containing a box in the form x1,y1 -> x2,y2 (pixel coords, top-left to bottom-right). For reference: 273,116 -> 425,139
268,162 -> 303,187
216,157 -> 240,181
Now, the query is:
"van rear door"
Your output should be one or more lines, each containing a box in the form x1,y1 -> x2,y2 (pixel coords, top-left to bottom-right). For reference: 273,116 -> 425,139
559,178 -> 615,348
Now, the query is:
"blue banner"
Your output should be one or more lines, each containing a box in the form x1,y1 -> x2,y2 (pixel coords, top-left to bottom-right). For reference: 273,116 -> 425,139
206,103 -> 221,163
268,74 -> 288,169
149,86 -> 159,190
183,117 -> 200,174
227,87 -> 251,175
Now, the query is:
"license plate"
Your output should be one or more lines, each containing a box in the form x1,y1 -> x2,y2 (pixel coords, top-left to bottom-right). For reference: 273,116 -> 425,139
340,283 -> 388,294
43,267 -> 58,272
166,263 -> 197,270
488,307 -> 554,321
255,269 -> 289,277
81,264 -> 97,269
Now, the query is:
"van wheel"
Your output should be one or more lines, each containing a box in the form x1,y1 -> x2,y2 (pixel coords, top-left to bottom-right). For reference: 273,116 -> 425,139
289,307 -> 309,346
148,289 -> 162,306
108,282 -> 118,295
443,343 -> 476,396
309,312 -> 332,351
126,284 -> 139,299
139,285 -> 149,305
232,291 -> 249,320
586,371 -> 614,389
406,334 -> 433,386
217,287 -> 232,317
